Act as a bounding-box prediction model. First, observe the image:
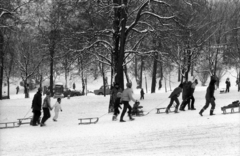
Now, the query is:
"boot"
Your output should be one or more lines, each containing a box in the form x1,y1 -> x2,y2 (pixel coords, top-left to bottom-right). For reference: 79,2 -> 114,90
199,109 -> 204,116
112,115 -> 117,121
165,108 -> 169,114
210,110 -> 215,116
174,108 -> 179,113
129,114 -> 135,121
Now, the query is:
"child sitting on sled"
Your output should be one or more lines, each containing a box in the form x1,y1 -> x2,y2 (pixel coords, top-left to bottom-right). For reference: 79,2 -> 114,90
132,101 -> 143,116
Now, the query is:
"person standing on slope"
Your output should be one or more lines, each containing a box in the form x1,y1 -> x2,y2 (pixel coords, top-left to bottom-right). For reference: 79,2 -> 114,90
40,92 -> 52,126
199,76 -> 218,116
120,82 -> 137,122
165,83 -> 183,114
31,88 -> 42,126
225,78 -> 231,93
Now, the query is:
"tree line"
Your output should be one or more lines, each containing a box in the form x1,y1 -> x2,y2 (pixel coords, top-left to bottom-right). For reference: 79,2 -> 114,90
0,0 -> 239,100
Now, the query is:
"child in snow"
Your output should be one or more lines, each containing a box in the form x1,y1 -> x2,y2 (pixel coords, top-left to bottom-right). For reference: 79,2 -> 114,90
132,101 -> 143,116
165,83 -> 183,114
52,98 -> 63,122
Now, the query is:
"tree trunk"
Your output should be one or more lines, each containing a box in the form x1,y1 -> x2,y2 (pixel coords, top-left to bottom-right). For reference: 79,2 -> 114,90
0,30 -> 4,100
151,53 -> 158,93
178,66 -> 181,82
7,78 -> 10,99
140,56 -> 143,89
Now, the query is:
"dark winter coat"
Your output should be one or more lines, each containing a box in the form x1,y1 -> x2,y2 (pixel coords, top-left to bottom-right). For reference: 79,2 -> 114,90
140,89 -> 144,95
32,91 -> 42,111
225,81 -> 231,87
182,81 -> 192,100
205,78 -> 217,100
169,87 -> 182,99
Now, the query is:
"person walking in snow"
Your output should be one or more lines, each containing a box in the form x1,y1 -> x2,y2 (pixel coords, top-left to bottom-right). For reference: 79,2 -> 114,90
179,80 -> 192,111
225,78 -> 231,93
165,83 -> 183,114
189,79 -> 198,110
52,98 -> 63,122
31,88 -> 42,126
73,83 -> 76,90
16,86 -> 19,94
112,88 -> 122,121
140,88 -> 145,100
40,92 -> 52,126
199,76 -> 218,116
120,82 -> 137,122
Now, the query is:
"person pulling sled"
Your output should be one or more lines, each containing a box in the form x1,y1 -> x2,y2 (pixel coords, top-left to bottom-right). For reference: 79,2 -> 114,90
119,82 -> 137,122
165,83 -> 183,114
199,76 -> 218,116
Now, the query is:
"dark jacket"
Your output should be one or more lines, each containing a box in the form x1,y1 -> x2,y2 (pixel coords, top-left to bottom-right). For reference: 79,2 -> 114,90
225,80 -> 231,87
169,87 -> 182,98
182,81 -> 192,100
32,91 -> 42,111
140,89 -> 144,95
205,78 -> 217,100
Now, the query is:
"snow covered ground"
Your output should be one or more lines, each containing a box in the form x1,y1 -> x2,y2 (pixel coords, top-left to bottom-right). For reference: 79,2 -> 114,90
0,84 -> 239,156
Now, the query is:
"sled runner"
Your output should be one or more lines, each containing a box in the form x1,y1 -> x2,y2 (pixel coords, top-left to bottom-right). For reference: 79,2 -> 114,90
156,104 -> 176,114
221,100 -> 240,114
78,117 -> 99,125
17,116 -> 33,125
0,121 -> 20,129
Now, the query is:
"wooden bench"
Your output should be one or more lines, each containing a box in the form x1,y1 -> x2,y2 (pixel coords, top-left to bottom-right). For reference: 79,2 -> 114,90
221,106 -> 240,114
78,117 -> 99,125
0,122 -> 20,129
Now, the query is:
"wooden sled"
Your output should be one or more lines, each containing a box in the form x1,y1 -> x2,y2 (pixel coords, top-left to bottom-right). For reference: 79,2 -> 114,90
0,121 -> 20,129
221,101 -> 240,114
220,88 -> 226,94
156,105 -> 176,114
78,117 -> 99,125
17,116 -> 33,125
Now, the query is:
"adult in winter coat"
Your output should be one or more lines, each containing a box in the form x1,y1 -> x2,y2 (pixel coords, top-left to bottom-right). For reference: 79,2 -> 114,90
225,78 -> 231,93
140,88 -> 145,100
112,88 -> 122,121
31,88 -> 42,126
40,92 -> 52,126
199,76 -> 218,116
179,81 -> 192,111
189,79 -> 198,110
120,82 -> 137,122
165,83 -> 183,113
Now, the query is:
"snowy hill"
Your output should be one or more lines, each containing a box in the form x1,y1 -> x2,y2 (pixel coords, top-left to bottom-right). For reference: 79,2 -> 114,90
0,69 -> 239,156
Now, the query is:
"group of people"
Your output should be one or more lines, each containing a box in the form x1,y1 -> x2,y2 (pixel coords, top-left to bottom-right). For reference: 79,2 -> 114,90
31,88 -> 63,127
165,76 -> 219,116
111,82 -> 139,122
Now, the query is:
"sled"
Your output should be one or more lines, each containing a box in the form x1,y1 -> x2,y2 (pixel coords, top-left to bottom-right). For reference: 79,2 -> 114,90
132,110 -> 145,116
0,121 -> 20,129
221,101 -> 240,114
156,104 -> 176,114
220,88 -> 225,94
17,116 -> 33,125
78,117 -> 99,125
221,106 -> 240,114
